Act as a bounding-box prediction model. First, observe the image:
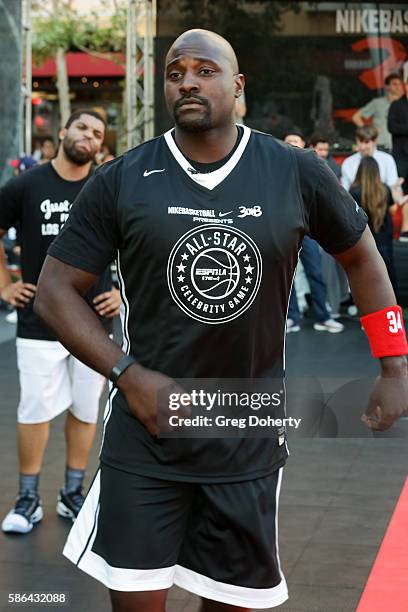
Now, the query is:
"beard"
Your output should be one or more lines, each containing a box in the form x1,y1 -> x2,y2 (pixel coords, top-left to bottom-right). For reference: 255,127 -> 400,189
62,136 -> 95,165
173,96 -> 213,133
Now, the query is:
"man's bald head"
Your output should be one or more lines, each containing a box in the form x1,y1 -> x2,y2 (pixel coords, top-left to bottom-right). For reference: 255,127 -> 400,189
166,29 -> 239,74
164,28 -> 244,134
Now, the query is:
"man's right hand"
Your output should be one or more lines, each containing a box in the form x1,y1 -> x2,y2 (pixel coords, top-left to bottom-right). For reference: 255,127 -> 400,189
117,362 -> 190,436
0,281 -> 37,307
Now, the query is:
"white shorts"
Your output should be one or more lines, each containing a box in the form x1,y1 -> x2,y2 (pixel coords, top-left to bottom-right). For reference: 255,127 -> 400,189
16,338 -> 106,424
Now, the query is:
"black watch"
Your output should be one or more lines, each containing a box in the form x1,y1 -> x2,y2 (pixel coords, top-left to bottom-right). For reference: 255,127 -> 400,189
109,355 -> 137,385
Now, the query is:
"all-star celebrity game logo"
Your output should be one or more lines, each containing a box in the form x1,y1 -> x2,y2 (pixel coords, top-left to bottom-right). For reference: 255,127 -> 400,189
167,225 -> 262,324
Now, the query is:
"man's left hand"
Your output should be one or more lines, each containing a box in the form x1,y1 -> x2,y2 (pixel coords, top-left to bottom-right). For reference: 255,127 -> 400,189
362,357 -> 408,430
93,287 -> 121,318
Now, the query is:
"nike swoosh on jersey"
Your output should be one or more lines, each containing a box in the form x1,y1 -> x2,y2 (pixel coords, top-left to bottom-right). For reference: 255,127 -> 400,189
143,169 -> 166,177
219,211 -> 233,217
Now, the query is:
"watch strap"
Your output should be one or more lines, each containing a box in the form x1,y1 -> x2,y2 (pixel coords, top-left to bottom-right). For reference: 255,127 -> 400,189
109,355 -> 137,385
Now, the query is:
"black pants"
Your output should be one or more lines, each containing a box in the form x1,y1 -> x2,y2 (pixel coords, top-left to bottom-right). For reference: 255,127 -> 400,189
395,157 -> 408,194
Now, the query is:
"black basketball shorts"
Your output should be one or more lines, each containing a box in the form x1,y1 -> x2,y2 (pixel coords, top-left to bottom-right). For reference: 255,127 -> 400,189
63,465 -> 288,609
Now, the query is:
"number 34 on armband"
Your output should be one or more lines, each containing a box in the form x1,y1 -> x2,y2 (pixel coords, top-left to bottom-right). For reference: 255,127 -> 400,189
387,310 -> 403,334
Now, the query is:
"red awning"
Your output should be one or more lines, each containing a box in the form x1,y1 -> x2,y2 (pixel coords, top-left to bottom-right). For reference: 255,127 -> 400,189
33,52 -> 125,78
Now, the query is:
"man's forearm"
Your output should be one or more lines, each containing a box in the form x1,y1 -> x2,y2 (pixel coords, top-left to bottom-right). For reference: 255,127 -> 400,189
35,260 -> 124,379
345,257 -> 406,374
335,236 -> 407,374
351,111 -> 364,127
340,252 -> 395,314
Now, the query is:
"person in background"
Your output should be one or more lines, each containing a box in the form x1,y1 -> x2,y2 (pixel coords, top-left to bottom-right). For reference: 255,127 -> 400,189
343,126 -> 408,242
96,144 -> 115,165
283,130 -> 304,149
1,227 -> 20,324
309,132 -> 341,179
5,157 -> 37,322
32,140 -> 42,163
341,125 -> 398,191
352,73 -> 404,151
350,157 -> 398,289
284,131 -> 344,333
388,73 -> 408,200
39,138 -> 56,164
309,132 -> 350,317
9,156 -> 37,176
0,110 -> 121,535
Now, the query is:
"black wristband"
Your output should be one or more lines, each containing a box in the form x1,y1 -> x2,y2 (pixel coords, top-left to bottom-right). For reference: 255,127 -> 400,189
109,355 -> 137,385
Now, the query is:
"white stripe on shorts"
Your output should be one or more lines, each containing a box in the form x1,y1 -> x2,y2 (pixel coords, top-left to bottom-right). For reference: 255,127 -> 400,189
63,470 -> 175,592
174,565 -> 288,609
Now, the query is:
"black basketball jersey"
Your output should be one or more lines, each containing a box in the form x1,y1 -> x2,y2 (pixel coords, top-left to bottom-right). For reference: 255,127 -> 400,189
49,127 -> 367,482
0,163 -> 113,340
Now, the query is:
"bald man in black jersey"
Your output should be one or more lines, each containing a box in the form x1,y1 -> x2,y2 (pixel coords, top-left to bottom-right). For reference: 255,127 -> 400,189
34,30 -> 407,612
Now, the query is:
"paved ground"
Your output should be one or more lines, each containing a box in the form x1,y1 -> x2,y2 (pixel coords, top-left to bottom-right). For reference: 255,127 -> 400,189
0,311 -> 407,612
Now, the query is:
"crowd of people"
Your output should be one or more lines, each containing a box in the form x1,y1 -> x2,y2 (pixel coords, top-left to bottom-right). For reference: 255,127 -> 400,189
279,71 -> 408,333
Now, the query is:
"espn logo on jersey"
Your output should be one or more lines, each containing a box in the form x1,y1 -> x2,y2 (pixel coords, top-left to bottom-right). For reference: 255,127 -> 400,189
167,225 -> 262,324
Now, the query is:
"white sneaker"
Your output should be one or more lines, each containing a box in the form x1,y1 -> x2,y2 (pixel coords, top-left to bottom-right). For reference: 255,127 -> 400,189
2,492 -> 43,534
286,318 -> 300,333
313,319 -> 344,333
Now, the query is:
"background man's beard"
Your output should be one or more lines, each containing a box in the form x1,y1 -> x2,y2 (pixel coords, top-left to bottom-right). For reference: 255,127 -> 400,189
63,139 -> 94,165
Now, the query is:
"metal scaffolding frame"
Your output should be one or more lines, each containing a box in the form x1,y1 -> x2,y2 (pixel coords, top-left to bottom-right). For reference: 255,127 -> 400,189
21,0 -> 32,155
20,0 -> 156,154
126,0 -> 156,150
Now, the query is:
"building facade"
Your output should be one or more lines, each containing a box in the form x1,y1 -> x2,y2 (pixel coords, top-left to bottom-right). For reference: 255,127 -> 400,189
155,1 -> 408,151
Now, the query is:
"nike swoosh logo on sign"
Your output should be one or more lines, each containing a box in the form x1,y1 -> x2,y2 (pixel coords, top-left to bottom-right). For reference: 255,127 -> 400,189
219,211 -> 233,217
143,169 -> 166,177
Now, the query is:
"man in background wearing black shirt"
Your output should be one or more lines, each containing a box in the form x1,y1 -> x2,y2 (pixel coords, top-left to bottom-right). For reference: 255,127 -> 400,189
388,74 -> 408,241
35,32 -> 407,611
0,110 -> 120,534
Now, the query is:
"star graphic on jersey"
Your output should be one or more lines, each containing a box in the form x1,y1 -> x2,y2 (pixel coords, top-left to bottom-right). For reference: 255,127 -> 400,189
181,253 -> 189,261
244,264 -> 254,274
177,262 -> 186,272
243,254 -> 251,262
245,276 -> 252,284
177,275 -> 185,282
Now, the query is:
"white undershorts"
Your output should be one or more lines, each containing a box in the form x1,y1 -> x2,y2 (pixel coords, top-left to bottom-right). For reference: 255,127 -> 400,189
16,338 -> 106,425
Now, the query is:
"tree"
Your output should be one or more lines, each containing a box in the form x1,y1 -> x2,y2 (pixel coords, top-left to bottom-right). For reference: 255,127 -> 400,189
177,0 -> 300,52
32,0 -> 126,125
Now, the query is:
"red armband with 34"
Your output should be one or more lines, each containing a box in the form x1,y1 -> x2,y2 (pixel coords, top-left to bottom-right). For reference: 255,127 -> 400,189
360,305 -> 408,358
